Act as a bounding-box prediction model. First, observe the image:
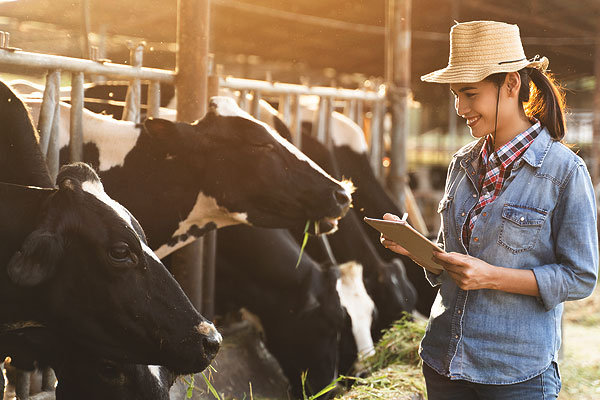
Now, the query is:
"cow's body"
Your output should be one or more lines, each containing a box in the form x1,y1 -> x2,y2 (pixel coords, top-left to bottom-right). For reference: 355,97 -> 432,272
216,225 -> 345,399
0,81 -> 221,377
23,97 -> 352,258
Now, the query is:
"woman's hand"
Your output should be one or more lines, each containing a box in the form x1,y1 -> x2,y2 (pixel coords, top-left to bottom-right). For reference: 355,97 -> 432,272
433,252 -> 498,290
379,213 -> 411,256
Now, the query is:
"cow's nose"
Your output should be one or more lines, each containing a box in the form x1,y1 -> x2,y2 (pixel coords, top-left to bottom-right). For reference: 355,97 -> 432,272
203,332 -> 222,358
334,188 -> 351,208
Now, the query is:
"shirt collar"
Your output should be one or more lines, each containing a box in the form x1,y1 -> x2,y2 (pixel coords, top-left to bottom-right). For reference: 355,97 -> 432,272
482,120 -> 542,168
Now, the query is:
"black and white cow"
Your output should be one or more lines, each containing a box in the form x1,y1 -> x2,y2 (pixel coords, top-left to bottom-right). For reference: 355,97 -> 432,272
23,96 -> 353,258
215,225 -> 376,399
299,105 -> 438,316
0,80 -> 221,375
257,107 -> 417,343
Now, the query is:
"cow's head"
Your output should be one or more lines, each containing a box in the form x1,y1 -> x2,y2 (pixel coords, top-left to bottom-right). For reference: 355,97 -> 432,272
5,163 -> 221,374
142,97 -> 352,237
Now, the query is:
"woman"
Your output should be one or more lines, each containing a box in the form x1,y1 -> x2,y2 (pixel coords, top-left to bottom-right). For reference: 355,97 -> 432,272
381,21 -> 598,399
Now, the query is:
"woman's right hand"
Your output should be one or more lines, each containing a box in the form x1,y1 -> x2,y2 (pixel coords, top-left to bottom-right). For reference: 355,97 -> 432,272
379,213 -> 412,256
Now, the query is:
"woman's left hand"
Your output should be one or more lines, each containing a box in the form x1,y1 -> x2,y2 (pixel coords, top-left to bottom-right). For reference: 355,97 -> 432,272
433,252 -> 497,291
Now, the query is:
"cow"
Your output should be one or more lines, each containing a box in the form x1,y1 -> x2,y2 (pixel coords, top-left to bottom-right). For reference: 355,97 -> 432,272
259,109 -> 417,341
22,96 -> 353,258
0,80 -> 221,376
298,105 -> 438,316
215,225 -> 377,399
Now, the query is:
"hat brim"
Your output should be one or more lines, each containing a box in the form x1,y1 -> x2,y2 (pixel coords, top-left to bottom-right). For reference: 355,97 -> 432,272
420,56 -> 549,83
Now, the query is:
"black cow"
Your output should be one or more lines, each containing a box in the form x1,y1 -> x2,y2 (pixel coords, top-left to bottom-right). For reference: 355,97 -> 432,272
23,96 -> 352,258
0,81 -> 220,376
296,106 -> 438,316
215,225 -> 345,399
262,108 -> 418,342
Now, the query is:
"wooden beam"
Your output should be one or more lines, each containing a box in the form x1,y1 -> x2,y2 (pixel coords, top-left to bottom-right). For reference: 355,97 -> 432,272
386,0 -> 411,209
170,0 -> 211,312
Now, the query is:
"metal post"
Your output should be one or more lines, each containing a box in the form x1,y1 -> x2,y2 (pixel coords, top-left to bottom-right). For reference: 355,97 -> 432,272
291,94 -> 302,149
46,76 -> 61,184
279,93 -> 292,126
313,96 -> 328,144
369,99 -> 385,179
123,42 -> 144,123
171,0 -> 211,312
80,0 -> 91,59
355,99 -> 364,131
250,90 -> 262,118
38,70 -> 60,156
70,72 -> 84,162
386,0 -> 411,208
201,60 -> 221,321
147,81 -> 161,119
238,89 -> 249,112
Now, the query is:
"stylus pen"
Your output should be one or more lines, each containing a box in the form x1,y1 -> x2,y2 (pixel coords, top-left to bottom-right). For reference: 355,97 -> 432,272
401,212 -> 408,222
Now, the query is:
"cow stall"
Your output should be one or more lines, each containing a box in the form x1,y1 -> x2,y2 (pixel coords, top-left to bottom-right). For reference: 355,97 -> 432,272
0,24 -> 414,400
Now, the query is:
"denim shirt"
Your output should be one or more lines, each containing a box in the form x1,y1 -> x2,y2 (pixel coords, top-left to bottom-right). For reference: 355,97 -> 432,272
419,127 -> 599,384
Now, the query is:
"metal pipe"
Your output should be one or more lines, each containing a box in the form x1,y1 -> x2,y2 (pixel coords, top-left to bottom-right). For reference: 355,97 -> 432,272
47,75 -> 61,184
250,90 -> 262,118
279,93 -> 291,126
220,76 -> 385,101
369,100 -> 385,179
291,94 -> 302,149
147,81 -> 161,119
38,70 -> 60,156
70,72 -> 84,162
123,42 -> 145,123
0,49 -> 174,82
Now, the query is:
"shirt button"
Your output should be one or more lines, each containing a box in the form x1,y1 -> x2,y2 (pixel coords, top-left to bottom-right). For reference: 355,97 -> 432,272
473,237 -> 479,242
455,335 -> 459,339
482,212 -> 487,217
520,216 -> 525,222
457,310 -> 462,314
471,171 -> 475,175
461,212 -> 466,217
472,194 -> 477,198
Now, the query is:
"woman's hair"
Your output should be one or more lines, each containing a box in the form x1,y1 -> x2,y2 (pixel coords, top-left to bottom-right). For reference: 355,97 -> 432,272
485,69 -> 566,141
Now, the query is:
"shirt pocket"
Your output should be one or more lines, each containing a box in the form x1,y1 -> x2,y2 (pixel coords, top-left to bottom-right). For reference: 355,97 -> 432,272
498,204 -> 548,253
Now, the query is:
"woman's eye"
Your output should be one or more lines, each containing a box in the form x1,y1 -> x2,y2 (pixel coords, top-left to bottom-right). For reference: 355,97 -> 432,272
465,93 -> 476,98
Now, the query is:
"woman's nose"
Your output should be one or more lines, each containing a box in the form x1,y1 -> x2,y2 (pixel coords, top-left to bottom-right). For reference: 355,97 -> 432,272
455,96 -> 468,116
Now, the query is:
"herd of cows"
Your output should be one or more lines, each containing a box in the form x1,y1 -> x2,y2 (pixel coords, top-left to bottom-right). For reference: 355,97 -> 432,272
0,79 -> 439,399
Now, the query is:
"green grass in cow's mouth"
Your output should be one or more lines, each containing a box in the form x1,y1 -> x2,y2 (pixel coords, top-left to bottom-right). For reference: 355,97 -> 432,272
183,365 -> 221,399
295,220 -> 311,268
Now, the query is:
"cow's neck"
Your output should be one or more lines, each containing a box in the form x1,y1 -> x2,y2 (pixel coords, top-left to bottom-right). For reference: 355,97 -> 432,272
97,132 -> 246,258
0,97 -> 53,188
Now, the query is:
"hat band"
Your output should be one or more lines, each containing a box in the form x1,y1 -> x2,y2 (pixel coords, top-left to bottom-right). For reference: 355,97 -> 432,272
498,58 -> 526,65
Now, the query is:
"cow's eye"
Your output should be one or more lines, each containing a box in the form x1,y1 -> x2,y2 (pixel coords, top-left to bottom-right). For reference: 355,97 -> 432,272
109,242 -> 139,267
254,143 -> 274,151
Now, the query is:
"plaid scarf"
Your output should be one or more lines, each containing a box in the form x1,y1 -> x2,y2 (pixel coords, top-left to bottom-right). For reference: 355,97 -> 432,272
463,121 -> 542,245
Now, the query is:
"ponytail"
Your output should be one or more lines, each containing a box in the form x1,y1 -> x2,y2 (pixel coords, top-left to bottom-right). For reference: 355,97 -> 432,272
486,68 -> 567,141
522,68 -> 566,141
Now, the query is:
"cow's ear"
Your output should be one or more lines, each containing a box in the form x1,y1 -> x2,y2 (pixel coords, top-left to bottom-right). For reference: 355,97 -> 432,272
7,229 -> 63,287
143,118 -> 177,139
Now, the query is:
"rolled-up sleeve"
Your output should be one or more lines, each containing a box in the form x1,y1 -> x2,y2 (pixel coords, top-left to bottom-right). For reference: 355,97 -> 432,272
533,163 -> 599,311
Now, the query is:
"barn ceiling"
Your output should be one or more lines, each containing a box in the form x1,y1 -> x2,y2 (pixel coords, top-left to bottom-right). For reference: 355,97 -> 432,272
0,0 -> 598,106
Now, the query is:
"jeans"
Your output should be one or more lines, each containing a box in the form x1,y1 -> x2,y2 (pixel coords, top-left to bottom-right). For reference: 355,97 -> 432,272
423,362 -> 561,400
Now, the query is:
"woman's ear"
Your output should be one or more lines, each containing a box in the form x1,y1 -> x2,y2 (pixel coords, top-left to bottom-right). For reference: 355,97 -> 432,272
505,72 -> 521,97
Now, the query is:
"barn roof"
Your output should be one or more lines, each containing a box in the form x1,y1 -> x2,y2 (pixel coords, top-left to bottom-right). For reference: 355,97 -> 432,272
0,0 -> 597,103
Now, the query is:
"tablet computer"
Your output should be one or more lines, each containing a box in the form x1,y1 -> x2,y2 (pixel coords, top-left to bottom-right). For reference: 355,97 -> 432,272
363,217 -> 445,272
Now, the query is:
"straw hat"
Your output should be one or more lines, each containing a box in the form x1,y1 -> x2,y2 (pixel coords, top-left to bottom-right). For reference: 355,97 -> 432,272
421,20 -> 549,83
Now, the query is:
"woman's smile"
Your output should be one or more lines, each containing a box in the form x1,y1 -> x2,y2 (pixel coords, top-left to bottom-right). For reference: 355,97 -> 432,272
466,115 -> 481,128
